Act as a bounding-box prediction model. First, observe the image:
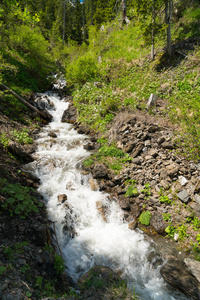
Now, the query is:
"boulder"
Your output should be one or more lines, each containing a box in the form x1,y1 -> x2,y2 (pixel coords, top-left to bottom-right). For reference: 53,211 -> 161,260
131,143 -> 144,158
78,265 -> 126,300
150,212 -> 168,234
61,104 -> 77,123
57,194 -> 68,203
92,164 -> 108,179
160,258 -> 200,300
177,190 -> 190,203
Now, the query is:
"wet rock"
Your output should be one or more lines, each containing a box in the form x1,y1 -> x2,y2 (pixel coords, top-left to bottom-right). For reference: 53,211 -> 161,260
96,201 -> 108,221
89,178 -> 98,191
61,104 -> 77,123
160,258 -> 200,300
57,194 -> 68,203
119,199 -> 130,211
128,219 -> 137,230
77,125 -> 89,134
177,190 -> 190,203
92,164 -> 108,179
48,131 -> 57,138
83,141 -> 95,150
184,258 -> 200,282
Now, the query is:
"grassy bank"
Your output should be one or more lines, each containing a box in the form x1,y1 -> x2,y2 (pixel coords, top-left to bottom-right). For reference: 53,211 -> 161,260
65,6 -> 200,161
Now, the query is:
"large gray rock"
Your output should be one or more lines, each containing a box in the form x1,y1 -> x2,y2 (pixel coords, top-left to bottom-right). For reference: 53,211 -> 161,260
184,258 -> 200,282
160,258 -> 200,300
177,190 -> 190,203
61,104 -> 77,123
150,212 -> 168,234
92,164 -> 108,179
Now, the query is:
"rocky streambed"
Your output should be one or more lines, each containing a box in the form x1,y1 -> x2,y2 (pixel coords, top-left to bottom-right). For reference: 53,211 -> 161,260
62,100 -> 200,299
1,90 -> 200,300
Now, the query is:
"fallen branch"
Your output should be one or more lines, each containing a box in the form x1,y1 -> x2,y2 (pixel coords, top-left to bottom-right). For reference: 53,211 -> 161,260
0,83 -> 52,121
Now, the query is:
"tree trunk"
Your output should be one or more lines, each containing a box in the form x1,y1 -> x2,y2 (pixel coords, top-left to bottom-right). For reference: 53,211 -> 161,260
151,0 -> 155,60
165,0 -> 173,57
122,0 -> 127,25
0,84 -> 52,121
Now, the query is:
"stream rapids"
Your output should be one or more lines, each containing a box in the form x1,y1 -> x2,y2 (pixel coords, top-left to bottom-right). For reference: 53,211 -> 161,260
25,91 -> 191,300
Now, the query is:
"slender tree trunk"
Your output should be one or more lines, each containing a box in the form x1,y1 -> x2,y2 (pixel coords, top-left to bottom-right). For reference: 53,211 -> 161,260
165,0 -> 173,57
62,0 -> 66,42
0,84 -> 52,121
122,0 -> 127,25
151,0 -> 155,60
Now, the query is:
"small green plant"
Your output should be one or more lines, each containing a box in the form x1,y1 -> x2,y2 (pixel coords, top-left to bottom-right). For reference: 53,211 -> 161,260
1,181 -> 43,218
196,234 -> 200,244
177,224 -> 188,241
141,183 -> 151,200
159,195 -> 172,205
0,133 -> 10,148
163,213 -> 171,222
54,254 -> 65,275
192,216 -> 200,231
98,145 -> 125,158
83,158 -> 94,167
139,211 -> 151,226
165,224 -> 176,238
125,185 -> 139,198
11,129 -> 33,145
0,266 -> 6,275
81,271 -> 104,291
3,242 -> 29,261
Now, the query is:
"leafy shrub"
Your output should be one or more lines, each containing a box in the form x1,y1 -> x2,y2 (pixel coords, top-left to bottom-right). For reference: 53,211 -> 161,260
139,211 -> 151,226
54,254 -> 65,275
98,145 -> 124,158
66,53 -> 99,85
125,186 -> 139,198
12,129 -> 33,145
1,180 -> 43,218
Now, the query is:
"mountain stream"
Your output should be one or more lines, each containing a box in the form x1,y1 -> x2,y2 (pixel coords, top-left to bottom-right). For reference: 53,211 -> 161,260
25,91 -> 191,300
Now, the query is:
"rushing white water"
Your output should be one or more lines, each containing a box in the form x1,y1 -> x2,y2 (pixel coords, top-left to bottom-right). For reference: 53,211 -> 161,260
26,92 -> 191,300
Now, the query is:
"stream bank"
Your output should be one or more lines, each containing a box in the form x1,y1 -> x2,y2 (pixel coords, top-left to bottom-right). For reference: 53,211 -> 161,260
0,87 -> 200,300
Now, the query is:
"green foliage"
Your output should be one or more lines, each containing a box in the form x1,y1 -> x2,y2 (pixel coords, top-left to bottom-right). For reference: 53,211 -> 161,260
159,195 -> 172,205
0,179 -> 43,218
125,185 -> 139,198
163,213 -> 171,222
98,145 -> 124,158
165,224 -> 176,238
11,129 -> 33,145
141,183 -> 151,200
66,52 -> 99,85
0,266 -> 6,275
0,133 -> 9,148
139,211 -> 151,226
83,158 -> 94,167
192,217 -> 200,231
54,254 -> 65,275
3,242 -> 29,261
177,224 -> 188,241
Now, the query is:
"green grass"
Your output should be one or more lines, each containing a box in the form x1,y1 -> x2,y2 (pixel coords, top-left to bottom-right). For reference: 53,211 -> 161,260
68,7 -> 200,160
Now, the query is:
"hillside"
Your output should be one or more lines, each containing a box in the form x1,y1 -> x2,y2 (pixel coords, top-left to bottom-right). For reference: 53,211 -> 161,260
0,0 -> 200,299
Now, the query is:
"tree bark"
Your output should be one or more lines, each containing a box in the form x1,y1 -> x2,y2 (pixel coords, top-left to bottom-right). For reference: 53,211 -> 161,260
0,83 -> 52,121
165,0 -> 173,57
